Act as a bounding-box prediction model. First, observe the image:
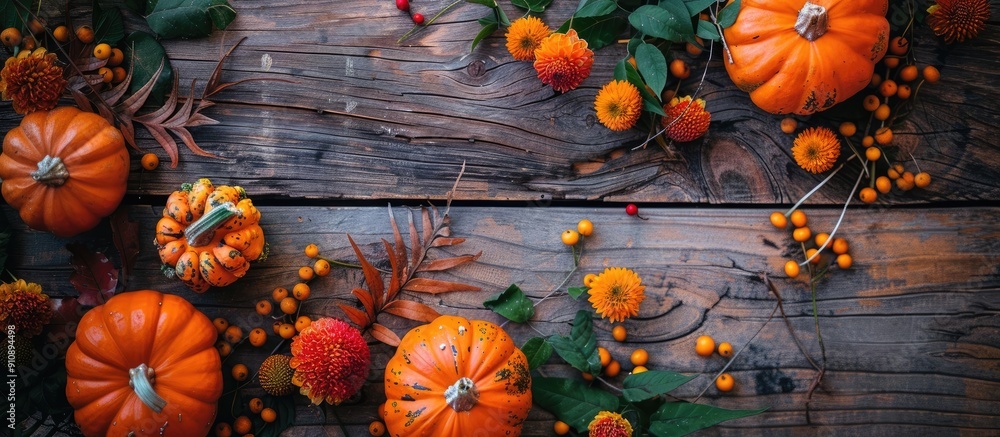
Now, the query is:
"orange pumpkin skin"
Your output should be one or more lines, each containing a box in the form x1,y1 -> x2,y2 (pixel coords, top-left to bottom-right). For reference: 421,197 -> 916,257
155,178 -> 265,293
0,106 -> 128,237
723,0 -> 889,115
65,290 -> 222,437
382,315 -> 532,436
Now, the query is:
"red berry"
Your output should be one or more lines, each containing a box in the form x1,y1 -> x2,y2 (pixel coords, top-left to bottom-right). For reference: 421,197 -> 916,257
412,13 -> 425,25
625,204 -> 639,216
396,0 -> 409,11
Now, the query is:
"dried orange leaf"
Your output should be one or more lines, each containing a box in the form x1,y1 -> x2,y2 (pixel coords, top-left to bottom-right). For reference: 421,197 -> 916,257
348,234 -> 385,309
387,205 -> 408,269
407,209 -> 422,275
382,240 -> 402,303
430,237 -> 466,247
370,323 -> 401,347
351,288 -> 376,320
403,278 -> 481,294
381,299 -> 440,323
338,303 -> 371,328
421,207 -> 434,246
416,252 -> 481,272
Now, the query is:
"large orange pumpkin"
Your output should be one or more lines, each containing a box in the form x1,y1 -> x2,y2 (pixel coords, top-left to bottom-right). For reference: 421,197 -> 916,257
722,0 -> 889,114
382,315 -> 532,436
155,178 -> 266,293
0,106 -> 128,237
65,290 -> 222,437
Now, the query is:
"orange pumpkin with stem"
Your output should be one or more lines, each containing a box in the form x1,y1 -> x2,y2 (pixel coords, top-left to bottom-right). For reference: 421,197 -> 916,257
65,290 -> 222,436
0,107 -> 128,237
382,315 -> 532,436
722,0 -> 890,114
155,178 -> 266,292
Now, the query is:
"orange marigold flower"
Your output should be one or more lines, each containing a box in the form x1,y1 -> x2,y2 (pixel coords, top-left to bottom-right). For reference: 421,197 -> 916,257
0,279 -> 52,337
0,48 -> 67,114
289,317 -> 370,405
506,16 -> 551,61
588,411 -> 633,437
594,80 -> 642,131
587,267 -> 645,323
927,0 -> 990,44
661,95 -> 711,142
533,29 -> 594,93
792,126 -> 841,174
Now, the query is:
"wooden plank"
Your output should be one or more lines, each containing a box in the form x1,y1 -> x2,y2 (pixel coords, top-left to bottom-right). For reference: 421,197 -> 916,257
3,2 -> 998,204
7,204 -> 999,434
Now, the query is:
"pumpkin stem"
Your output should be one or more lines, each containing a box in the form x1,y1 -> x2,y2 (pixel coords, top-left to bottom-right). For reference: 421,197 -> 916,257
184,202 -> 237,247
129,363 -> 167,413
795,2 -> 828,41
444,377 -> 479,412
30,155 -> 69,186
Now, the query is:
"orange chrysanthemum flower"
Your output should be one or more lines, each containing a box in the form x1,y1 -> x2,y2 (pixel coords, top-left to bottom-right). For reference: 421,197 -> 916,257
506,16 -> 551,61
792,126 -> 841,174
594,80 -> 642,131
588,411 -> 633,437
927,0 -> 990,44
587,267 -> 645,323
533,29 -> 594,93
289,317 -> 371,405
0,48 -> 67,114
0,279 -> 52,337
661,95 -> 711,142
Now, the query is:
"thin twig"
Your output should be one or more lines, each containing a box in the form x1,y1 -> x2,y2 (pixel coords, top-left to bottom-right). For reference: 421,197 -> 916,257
693,303 -> 779,402
764,274 -> 820,370
800,164 -> 865,265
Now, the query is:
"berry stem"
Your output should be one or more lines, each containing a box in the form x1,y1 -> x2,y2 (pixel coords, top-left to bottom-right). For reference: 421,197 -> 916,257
799,162 -> 865,266
784,154 -> 857,217
397,0 -> 461,43
693,303 -> 779,402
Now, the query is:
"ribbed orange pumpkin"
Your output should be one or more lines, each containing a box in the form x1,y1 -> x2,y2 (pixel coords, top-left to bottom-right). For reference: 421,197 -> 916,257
65,290 -> 222,437
155,178 -> 266,293
723,0 -> 889,114
382,315 -> 532,436
0,106 -> 128,237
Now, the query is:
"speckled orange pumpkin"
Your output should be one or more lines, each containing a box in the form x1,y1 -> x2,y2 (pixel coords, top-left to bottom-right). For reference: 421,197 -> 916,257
65,290 -> 222,437
382,315 -> 532,436
723,0 -> 889,114
155,178 -> 266,292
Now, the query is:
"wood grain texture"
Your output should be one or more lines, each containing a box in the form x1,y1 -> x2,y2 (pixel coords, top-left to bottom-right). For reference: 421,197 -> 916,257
7,204 -> 999,435
3,1 -> 998,204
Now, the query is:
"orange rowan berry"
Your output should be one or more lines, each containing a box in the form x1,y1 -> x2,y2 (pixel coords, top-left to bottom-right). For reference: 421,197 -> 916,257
896,177 -> 914,191
669,58 -> 690,79
883,56 -> 900,69
717,342 -> 733,358
832,238 -> 849,255
784,260 -> 800,278
874,127 -> 893,145
298,266 -> 315,281
213,317 -> 229,334
869,72 -> 882,87
370,421 -> 387,436
27,19 -> 44,35
874,104 -> 891,121
231,363 -> 249,381
770,211 -> 788,229
915,172 -> 931,188
876,176 -> 892,194
214,422 -> 233,437
233,416 -> 252,435
295,315 -> 312,332
715,373 -> 735,392
561,229 -> 580,246
584,273 -> 598,287
278,323 -> 297,339
97,67 -> 113,83
75,25 -> 94,44
903,171 -> 915,184
859,187 -> 878,204
632,365 -> 648,374
93,43 -> 112,60
922,65 -> 940,83
141,153 -> 159,171
313,259 -> 331,276
899,65 -> 918,82
695,335 -> 715,357
108,48 -> 125,67
863,95 -> 880,112
582,372 -> 595,382
224,325 -> 244,344
814,233 -> 830,247
839,121 -> 857,137
248,328 -> 267,347
260,407 -> 277,423
280,297 -> 300,314
686,37 -> 704,56
630,349 -> 649,366
780,117 -> 797,134
598,346 -> 612,367
889,36 -> 909,56
304,243 -> 320,258
19,35 -> 35,51
577,219 -> 594,236
292,283 -> 311,300
272,287 -> 289,302
879,79 -> 897,97
604,360 -> 621,377
836,253 -> 853,269
553,421 -> 570,436
805,248 -> 820,264
612,325 -> 627,342
792,226 -> 811,243
866,147 -> 882,161
896,84 -> 911,99
861,135 -> 875,148
790,210 -> 807,228
2,27 -> 22,47
272,320 -> 283,335
215,341 -> 232,357
249,397 -> 264,414
255,300 -> 272,316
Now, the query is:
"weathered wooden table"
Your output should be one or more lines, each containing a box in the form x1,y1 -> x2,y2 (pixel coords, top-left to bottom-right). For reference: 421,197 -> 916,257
5,0 -> 999,435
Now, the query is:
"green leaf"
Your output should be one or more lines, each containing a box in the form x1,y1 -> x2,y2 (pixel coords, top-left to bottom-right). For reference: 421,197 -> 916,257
717,0 -> 741,28
614,59 -> 628,81
622,370 -> 697,402
1,0 -> 30,32
557,14 -> 628,50
484,284 -> 536,323
649,402 -> 768,437
636,42 -> 667,99
547,310 -> 602,375
124,31 -> 173,106
472,20 -> 498,51
511,0 -> 552,13
576,0 -> 616,18
696,18 -> 720,40
629,3 -> 692,42
496,5 -> 511,26
146,0 -> 236,40
93,1 -> 126,45
682,0 -> 717,17
466,0 -> 498,7
521,337 -> 553,370
622,59 -> 665,116
532,377 -> 619,432
567,286 -> 588,299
